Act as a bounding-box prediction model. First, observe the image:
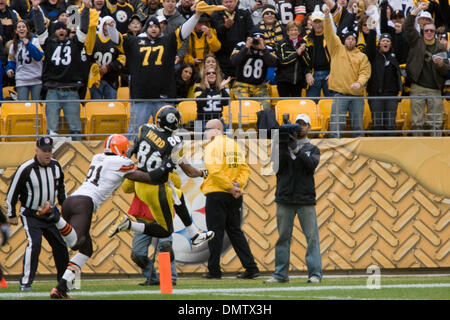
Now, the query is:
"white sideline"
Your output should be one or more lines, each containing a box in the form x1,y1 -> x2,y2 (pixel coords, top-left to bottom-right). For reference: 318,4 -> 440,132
0,283 -> 449,299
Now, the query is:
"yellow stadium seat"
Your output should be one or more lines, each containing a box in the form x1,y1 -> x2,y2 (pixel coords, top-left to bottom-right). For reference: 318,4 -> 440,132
363,100 -> 372,131
1,102 -> 45,141
56,105 -> 87,135
85,101 -> 128,140
222,100 -> 262,129
275,99 -> 322,132
177,100 -> 197,129
398,98 -> 411,132
117,87 -> 131,120
317,99 -> 333,135
443,98 -> 450,135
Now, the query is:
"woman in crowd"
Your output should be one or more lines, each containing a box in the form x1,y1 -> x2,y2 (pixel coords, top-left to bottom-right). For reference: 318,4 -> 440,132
194,65 -> 231,129
6,20 -> 44,100
176,62 -> 197,99
275,21 -> 311,97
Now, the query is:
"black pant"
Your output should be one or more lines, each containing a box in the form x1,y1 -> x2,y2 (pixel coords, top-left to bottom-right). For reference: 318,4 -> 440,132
205,192 -> 258,276
20,211 -> 69,286
277,82 -> 303,98
368,98 -> 398,136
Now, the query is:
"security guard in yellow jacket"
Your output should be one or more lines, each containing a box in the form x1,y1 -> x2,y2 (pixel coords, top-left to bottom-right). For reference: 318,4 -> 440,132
200,118 -> 260,279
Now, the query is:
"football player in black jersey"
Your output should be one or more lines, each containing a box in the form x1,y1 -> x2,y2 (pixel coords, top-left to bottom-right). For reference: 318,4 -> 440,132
109,105 -> 215,246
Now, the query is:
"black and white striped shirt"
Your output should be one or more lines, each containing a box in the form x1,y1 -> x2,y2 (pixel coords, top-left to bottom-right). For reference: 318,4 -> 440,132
6,156 -> 67,218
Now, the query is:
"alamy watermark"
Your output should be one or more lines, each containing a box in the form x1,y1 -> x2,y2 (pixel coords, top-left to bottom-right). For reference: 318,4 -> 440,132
366,265 -> 381,289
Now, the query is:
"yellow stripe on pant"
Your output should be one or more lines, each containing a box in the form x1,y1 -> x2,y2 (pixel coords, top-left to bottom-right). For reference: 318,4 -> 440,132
134,182 -> 174,232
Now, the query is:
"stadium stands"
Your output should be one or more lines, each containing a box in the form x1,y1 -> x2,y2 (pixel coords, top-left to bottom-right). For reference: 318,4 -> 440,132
1,102 -> 45,141
177,100 -> 197,129
85,101 -> 128,139
275,99 -> 322,132
222,100 -> 262,130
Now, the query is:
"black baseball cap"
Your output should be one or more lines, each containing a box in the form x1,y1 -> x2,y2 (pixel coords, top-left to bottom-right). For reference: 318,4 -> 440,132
392,9 -> 404,19
36,136 -> 54,152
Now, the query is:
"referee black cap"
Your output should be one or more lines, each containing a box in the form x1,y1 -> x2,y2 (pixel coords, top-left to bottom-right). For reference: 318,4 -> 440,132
36,136 -> 54,152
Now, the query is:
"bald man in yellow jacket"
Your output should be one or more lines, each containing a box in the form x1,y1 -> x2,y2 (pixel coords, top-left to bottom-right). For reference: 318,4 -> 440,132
200,119 -> 259,279
323,5 -> 371,138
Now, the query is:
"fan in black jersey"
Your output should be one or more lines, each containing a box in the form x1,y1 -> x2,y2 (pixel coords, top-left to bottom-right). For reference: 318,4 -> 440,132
107,0 -> 135,34
88,15 -> 125,99
109,105 -> 215,247
32,0 -> 95,141
273,0 -> 307,26
109,5 -> 205,137
230,28 -> 278,110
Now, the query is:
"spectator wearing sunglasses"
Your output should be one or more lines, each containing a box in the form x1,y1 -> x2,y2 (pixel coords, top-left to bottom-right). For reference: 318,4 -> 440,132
194,66 -> 231,130
404,2 -> 449,136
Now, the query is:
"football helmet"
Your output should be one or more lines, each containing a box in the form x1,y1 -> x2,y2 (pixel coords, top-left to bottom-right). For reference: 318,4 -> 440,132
104,134 -> 130,157
155,105 -> 181,132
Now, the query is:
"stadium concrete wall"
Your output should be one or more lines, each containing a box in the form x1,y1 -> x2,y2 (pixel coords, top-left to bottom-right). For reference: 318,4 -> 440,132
0,137 -> 449,277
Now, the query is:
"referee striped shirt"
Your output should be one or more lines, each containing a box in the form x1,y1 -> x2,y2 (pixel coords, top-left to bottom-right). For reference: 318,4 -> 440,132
6,156 -> 66,218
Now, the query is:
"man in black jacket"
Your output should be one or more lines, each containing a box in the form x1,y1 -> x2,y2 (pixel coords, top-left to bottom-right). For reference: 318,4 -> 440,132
265,114 -> 322,284
366,31 -> 403,136
33,0 -> 92,141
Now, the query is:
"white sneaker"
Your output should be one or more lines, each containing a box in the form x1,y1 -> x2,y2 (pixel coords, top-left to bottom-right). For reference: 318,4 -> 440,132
307,276 -> 321,283
191,230 -> 215,246
263,277 -> 289,284
108,215 -> 131,238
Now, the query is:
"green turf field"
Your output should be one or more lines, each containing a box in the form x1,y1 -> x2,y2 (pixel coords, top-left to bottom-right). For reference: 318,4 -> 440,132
0,274 -> 449,300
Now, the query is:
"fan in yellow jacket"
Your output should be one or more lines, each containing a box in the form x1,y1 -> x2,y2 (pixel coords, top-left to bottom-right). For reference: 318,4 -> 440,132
181,14 -> 221,72
322,5 -> 371,138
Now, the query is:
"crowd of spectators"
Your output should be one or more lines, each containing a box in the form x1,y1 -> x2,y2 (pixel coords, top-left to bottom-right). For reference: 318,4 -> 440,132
0,0 -> 449,136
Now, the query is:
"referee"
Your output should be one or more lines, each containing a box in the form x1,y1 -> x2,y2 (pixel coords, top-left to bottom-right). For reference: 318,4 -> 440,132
6,136 -> 69,292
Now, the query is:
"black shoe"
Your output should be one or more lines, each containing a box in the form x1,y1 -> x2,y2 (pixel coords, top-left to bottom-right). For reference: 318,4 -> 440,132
201,273 -> 221,279
159,241 -> 175,261
139,279 -> 159,286
237,270 -> 260,279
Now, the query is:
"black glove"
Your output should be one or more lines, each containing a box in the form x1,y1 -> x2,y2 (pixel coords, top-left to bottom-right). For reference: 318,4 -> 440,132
200,169 -> 208,178
148,158 -> 176,182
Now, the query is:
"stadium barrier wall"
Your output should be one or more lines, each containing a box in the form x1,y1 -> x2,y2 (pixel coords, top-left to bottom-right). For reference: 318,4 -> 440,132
0,137 -> 449,277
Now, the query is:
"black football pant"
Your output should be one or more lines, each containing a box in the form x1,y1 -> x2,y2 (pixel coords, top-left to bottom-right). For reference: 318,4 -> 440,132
205,192 -> 258,276
20,211 -> 69,286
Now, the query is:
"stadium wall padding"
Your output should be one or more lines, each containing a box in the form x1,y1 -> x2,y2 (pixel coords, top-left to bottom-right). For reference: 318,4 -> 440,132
0,137 -> 449,277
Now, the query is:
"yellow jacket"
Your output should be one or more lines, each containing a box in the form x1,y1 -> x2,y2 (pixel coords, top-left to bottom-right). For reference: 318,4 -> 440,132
183,28 -> 221,68
323,16 -> 371,96
201,135 -> 250,195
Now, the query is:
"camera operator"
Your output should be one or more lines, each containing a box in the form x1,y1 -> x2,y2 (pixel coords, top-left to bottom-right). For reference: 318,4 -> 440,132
230,28 -> 278,110
265,114 -> 322,284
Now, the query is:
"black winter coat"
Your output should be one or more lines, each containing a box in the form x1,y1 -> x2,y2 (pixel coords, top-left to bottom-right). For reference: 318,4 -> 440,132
275,140 -> 320,205
275,37 -> 311,86
366,30 -> 402,96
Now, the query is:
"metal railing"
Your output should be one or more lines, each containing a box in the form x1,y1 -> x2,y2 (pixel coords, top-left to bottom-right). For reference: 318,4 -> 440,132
0,94 -> 448,141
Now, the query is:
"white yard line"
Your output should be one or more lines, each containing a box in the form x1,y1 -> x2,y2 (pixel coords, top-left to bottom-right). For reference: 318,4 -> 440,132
1,283 -> 449,299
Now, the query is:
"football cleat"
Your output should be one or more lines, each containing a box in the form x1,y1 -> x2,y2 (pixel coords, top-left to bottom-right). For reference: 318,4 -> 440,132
108,215 -> 131,238
191,230 -> 215,246
50,287 -> 71,299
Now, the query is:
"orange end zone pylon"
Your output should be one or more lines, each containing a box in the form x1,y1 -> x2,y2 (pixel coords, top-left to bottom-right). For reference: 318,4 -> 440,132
158,252 -> 172,294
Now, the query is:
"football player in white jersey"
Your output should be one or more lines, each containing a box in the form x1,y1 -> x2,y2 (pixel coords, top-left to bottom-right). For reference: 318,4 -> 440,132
40,134 -> 159,299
